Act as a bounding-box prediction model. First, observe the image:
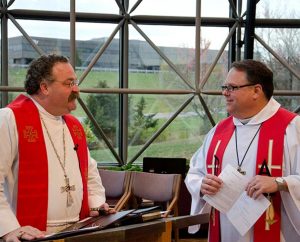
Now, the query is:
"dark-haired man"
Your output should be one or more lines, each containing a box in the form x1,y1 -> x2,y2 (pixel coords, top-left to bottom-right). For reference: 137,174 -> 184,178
185,60 -> 300,242
0,54 -> 112,242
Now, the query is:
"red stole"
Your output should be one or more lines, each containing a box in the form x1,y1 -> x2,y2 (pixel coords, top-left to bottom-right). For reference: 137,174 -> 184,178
8,94 -> 89,230
206,108 -> 296,242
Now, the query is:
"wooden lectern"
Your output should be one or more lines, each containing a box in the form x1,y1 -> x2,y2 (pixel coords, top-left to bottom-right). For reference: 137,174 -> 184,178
0,214 -> 209,242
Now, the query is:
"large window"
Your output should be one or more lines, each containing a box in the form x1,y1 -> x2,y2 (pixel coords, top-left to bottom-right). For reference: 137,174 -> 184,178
1,0 -> 299,166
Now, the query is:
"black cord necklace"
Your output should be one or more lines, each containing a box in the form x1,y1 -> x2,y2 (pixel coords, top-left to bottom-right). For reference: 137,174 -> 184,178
234,123 -> 263,175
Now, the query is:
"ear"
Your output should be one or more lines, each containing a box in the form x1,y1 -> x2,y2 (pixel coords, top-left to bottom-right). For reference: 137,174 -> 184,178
253,84 -> 263,100
39,81 -> 49,95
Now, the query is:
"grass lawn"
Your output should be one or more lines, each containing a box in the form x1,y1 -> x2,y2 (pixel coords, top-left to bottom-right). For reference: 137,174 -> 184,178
90,135 -> 204,164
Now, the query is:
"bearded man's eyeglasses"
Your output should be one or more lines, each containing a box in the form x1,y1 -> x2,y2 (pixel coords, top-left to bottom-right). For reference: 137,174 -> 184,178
54,79 -> 79,88
65,79 -> 79,88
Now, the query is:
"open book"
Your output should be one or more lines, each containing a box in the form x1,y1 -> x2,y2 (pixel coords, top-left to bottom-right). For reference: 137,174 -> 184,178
31,206 -> 162,241
117,206 -> 162,225
203,164 -> 270,236
34,210 -> 134,241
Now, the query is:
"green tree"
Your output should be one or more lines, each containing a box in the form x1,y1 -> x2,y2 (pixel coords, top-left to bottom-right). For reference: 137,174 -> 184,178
75,50 -> 82,67
85,81 -> 158,147
128,96 -> 158,145
82,121 -> 99,149
85,81 -> 118,145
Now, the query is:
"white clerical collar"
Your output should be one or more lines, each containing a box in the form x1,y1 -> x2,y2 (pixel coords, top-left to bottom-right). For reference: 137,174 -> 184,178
237,118 -> 251,125
233,97 -> 281,126
28,95 -> 63,122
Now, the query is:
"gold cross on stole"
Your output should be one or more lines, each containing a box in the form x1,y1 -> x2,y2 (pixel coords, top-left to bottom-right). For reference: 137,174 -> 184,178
258,140 -> 280,230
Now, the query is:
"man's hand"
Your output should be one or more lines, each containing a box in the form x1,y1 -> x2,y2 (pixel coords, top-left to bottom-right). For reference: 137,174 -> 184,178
246,175 -> 278,199
201,174 -> 223,196
89,202 -> 116,217
2,226 -> 44,242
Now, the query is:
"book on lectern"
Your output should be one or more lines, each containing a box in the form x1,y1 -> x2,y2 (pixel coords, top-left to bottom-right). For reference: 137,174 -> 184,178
29,206 -> 162,241
30,210 -> 134,241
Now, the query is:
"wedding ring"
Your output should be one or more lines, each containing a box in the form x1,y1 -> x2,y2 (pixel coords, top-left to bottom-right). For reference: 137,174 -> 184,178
17,230 -> 25,239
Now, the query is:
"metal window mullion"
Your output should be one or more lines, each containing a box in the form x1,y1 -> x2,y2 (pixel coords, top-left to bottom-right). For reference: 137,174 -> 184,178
6,0 -> 14,8
77,97 -> 123,164
195,0 -> 201,91
1,6 -> 8,107
3,86 -> 300,96
70,0 -> 76,67
115,0 -> 126,14
79,88 -> 195,94
199,21 -> 238,89
236,0 -> 243,61
201,90 -> 300,96
255,34 -> 300,80
228,0 -> 238,19
7,14 -> 45,55
129,0 -> 143,14
228,0 -> 237,65
78,18 -> 125,84
130,19 -> 194,90
244,0 -> 256,59
8,9 -> 300,28
119,18 -> 129,165
128,95 -> 195,164
197,93 -> 215,126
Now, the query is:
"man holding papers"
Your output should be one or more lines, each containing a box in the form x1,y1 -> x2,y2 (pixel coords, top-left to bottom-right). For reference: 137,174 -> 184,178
185,59 -> 300,242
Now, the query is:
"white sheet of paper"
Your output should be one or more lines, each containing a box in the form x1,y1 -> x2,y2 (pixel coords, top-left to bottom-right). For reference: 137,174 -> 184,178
227,191 -> 270,236
203,164 -> 250,213
200,201 -> 212,214
203,164 -> 271,236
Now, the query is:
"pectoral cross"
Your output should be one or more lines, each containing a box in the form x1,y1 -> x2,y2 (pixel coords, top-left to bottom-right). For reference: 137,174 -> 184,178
61,177 -> 76,207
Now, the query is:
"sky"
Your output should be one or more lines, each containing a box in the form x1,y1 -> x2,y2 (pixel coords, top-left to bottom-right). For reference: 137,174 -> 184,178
7,0 -> 300,50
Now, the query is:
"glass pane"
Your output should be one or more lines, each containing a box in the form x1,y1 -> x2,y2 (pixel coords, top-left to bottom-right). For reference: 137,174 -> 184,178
128,66 -> 192,90
128,43 -> 194,90
254,29 -> 300,111
8,20 -> 70,40
10,0 -> 69,11
201,56 -> 229,90
130,0 -> 196,16
79,93 -> 120,164
76,22 -> 119,42
76,23 -> 120,88
201,27 -> 230,50
273,97 -> 300,113
131,25 -> 195,49
201,0 -> 230,17
254,28 -> 300,84
257,0 -> 300,19
8,19 -> 71,88
76,0 -> 119,13
129,25 -> 195,89
78,68 -> 119,88
127,95 -> 226,163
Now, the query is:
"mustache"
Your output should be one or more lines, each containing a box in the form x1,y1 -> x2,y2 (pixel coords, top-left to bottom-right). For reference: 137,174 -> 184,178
68,92 -> 80,102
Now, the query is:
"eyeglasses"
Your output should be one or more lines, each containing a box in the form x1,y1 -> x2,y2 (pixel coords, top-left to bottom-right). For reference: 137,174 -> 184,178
58,79 -> 79,88
221,83 -> 255,92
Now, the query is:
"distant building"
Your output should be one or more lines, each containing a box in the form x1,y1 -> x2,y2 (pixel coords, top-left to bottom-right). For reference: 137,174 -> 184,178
8,36 -> 226,70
